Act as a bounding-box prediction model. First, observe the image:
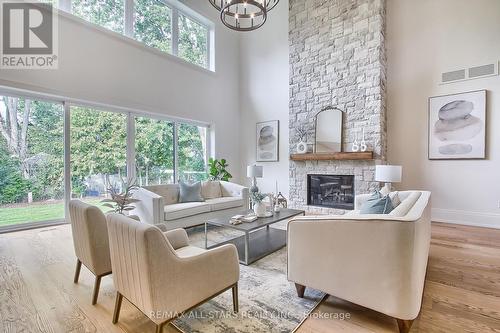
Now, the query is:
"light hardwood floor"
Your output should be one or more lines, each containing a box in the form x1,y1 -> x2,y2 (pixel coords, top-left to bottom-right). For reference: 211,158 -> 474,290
0,222 -> 499,332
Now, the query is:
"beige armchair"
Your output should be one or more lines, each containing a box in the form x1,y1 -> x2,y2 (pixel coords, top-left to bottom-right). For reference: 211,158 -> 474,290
106,213 -> 240,333
287,191 -> 431,333
69,200 -> 112,305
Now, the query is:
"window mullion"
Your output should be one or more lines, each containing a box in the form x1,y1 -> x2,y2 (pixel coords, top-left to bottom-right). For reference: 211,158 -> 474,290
63,102 -> 71,220
172,7 -> 179,56
124,0 -> 134,37
126,113 -> 136,180
173,122 -> 179,183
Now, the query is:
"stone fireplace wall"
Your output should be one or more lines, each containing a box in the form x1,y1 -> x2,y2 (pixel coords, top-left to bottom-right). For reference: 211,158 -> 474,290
289,0 -> 387,214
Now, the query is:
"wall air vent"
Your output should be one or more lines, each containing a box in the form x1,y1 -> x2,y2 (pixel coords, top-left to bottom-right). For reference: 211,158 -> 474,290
469,63 -> 496,78
440,61 -> 498,84
442,69 -> 466,83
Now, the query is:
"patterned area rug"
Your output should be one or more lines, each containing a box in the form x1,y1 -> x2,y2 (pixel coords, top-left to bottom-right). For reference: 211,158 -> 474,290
170,224 -> 324,333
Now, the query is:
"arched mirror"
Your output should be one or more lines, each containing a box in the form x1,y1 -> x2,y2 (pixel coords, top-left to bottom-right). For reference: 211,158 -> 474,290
314,106 -> 344,153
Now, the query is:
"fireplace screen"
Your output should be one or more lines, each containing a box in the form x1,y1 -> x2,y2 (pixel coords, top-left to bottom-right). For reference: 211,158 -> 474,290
307,174 -> 354,210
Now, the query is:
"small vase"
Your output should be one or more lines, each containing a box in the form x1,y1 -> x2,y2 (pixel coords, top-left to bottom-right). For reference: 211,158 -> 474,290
296,141 -> 308,154
352,139 -> 360,152
253,202 -> 267,217
360,140 -> 367,152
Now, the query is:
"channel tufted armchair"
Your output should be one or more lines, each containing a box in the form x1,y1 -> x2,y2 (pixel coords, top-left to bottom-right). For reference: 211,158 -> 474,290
69,200 -> 112,305
106,213 -> 240,333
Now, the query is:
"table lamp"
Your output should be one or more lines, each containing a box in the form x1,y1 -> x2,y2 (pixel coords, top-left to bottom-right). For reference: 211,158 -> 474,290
247,165 -> 263,193
375,165 -> 402,193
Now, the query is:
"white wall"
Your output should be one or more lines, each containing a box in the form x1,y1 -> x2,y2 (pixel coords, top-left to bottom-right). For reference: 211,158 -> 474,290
238,0 -> 290,196
387,0 -> 500,228
0,0 -> 242,180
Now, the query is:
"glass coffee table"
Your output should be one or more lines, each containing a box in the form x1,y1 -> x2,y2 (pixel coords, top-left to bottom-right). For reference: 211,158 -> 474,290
204,208 -> 305,265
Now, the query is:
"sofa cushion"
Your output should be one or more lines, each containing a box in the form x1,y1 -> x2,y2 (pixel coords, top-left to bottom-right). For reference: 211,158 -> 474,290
164,202 -> 211,221
175,245 -> 207,258
360,191 -> 394,214
145,184 -> 179,205
201,181 -> 222,199
389,192 -> 422,217
389,191 -> 402,208
179,181 -> 204,203
206,197 -> 244,212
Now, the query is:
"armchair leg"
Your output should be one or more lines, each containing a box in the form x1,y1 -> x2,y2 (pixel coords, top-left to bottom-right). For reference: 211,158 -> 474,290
155,322 -> 166,333
396,319 -> 413,333
112,292 -> 123,324
232,284 -> 239,313
92,275 -> 102,305
73,259 -> 82,283
295,283 -> 306,298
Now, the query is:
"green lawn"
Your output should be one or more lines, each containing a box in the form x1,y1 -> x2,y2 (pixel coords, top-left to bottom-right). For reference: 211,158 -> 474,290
0,198 -> 109,226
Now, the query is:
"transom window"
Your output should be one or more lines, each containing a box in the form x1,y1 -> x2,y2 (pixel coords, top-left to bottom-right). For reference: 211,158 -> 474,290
58,0 -> 213,70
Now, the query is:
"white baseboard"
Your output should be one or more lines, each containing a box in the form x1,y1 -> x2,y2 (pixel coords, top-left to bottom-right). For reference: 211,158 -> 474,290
432,208 -> 500,229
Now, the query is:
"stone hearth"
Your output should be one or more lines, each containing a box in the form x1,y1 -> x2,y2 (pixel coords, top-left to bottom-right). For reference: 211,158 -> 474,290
288,0 -> 387,214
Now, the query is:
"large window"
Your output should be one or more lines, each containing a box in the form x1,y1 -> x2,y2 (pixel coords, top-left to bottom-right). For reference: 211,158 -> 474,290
0,96 -> 64,226
0,90 -> 210,229
60,0 -> 213,69
177,123 -> 207,182
135,117 -> 174,185
70,107 -> 127,206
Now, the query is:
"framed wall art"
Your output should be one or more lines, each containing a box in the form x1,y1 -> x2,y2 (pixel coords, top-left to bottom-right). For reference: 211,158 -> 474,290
256,120 -> 279,162
428,90 -> 486,160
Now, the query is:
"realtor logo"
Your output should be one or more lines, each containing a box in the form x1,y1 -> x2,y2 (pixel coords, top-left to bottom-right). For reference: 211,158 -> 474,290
1,1 -> 58,69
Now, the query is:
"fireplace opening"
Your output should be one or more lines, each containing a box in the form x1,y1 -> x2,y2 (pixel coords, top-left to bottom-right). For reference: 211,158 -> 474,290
307,174 -> 355,210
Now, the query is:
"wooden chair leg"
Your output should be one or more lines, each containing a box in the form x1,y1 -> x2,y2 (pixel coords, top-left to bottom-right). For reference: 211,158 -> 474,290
73,259 -> 82,283
295,283 -> 306,298
91,275 -> 102,305
232,284 -> 239,313
396,319 -> 414,333
112,292 -> 123,324
155,322 -> 166,333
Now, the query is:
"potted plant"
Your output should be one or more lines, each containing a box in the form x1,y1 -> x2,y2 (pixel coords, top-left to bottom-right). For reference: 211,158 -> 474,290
101,177 -> 140,219
250,192 -> 268,217
208,158 -> 232,181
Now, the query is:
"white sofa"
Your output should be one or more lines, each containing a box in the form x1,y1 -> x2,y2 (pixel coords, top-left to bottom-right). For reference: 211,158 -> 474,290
131,181 -> 249,229
287,191 -> 431,333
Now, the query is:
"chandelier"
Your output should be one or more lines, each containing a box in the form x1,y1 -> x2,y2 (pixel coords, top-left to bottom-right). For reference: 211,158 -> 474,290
209,0 -> 280,31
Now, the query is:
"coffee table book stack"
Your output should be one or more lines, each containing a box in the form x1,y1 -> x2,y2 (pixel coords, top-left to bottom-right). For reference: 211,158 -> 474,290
205,208 -> 305,265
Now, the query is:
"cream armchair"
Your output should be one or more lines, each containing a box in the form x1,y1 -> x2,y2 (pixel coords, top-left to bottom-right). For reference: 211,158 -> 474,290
69,200 -> 112,305
106,213 -> 240,333
287,191 -> 431,333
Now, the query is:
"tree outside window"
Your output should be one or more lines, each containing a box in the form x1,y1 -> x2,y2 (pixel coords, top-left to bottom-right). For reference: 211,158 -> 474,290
72,0 -> 125,34
134,0 -> 172,53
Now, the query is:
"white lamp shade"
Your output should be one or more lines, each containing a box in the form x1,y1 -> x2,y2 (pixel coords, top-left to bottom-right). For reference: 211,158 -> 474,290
375,165 -> 402,183
247,165 -> 263,178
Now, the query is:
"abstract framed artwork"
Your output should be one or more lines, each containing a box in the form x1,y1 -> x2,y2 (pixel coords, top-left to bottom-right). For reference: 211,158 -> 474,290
428,90 -> 486,160
256,120 -> 279,162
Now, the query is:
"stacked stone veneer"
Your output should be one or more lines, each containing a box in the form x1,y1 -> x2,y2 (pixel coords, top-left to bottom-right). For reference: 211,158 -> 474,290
289,0 -> 387,214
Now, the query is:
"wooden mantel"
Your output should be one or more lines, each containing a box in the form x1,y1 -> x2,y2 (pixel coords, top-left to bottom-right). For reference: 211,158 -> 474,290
290,151 -> 373,161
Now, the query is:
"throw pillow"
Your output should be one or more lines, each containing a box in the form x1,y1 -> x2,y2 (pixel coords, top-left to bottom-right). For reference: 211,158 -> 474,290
360,191 -> 394,214
178,181 -> 205,203
389,191 -> 402,208
201,181 -> 222,199
389,192 -> 422,217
